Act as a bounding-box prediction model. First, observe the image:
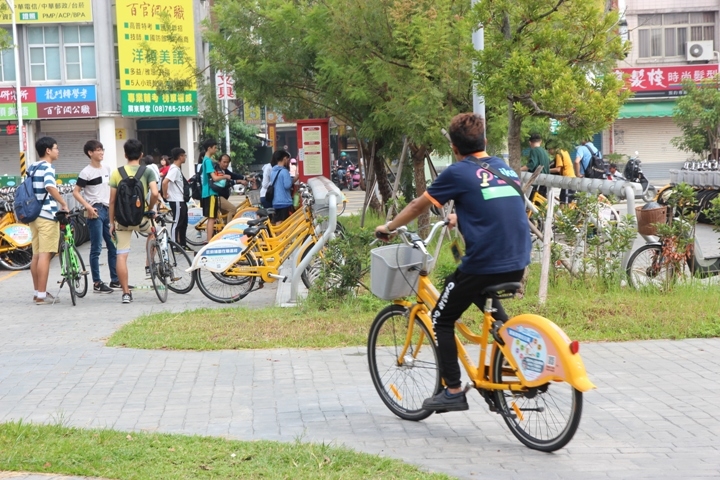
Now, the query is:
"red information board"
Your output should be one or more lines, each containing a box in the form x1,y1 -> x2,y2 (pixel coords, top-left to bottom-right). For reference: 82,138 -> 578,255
296,118 -> 330,183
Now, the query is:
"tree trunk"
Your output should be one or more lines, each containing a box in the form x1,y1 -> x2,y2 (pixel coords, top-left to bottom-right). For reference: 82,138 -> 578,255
507,100 -> 523,173
410,144 -> 430,237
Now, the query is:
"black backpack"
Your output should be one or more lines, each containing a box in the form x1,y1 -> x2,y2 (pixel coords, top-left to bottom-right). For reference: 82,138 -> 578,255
190,164 -> 202,200
582,144 -> 606,179
265,170 -> 280,204
115,165 -> 147,227
169,165 -> 191,203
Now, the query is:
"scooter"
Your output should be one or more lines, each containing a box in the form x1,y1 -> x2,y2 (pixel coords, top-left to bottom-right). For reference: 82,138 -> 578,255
331,166 -> 347,190
623,152 -> 657,202
346,164 -> 362,190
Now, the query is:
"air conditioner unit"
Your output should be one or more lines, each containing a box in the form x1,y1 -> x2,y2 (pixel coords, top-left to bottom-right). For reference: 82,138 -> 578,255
686,40 -> 714,61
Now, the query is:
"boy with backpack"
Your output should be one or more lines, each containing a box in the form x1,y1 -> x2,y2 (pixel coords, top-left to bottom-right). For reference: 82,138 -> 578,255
574,139 -> 605,179
29,137 -> 69,305
109,139 -> 159,304
162,147 -> 190,249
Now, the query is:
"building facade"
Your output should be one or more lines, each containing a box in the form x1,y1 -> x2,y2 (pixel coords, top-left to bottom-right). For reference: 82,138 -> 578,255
611,0 -> 719,180
0,0 -> 210,181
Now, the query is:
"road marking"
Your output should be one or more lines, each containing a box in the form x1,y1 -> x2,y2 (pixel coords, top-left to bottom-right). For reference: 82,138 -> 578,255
0,271 -> 21,282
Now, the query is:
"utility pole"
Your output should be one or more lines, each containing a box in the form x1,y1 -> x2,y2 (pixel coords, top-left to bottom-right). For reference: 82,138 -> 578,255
471,0 -> 484,120
4,0 -> 25,176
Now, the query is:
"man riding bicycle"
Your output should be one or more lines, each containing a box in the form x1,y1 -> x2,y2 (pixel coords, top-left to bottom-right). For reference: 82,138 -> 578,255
375,113 -> 531,411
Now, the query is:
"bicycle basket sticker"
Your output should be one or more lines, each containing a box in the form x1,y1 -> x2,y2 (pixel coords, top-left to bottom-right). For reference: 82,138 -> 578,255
200,246 -> 243,271
1,224 -> 32,246
507,326 -> 547,381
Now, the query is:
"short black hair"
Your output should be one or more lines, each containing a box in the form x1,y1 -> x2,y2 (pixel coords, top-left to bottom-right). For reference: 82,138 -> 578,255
448,113 -> 486,155
141,155 -> 156,166
170,147 -> 186,161
529,133 -> 543,143
271,149 -> 290,166
123,139 -> 144,161
35,136 -> 57,158
83,140 -> 103,158
202,138 -> 217,152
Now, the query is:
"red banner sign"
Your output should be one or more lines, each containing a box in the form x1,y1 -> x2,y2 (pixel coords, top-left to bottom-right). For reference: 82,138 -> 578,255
615,65 -> 720,92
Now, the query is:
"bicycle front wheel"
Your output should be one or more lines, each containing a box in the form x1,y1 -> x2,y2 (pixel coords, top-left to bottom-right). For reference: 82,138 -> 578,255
70,245 -> 88,298
166,240 -> 195,294
367,304 -> 441,421
194,253 -> 257,303
491,347 -> 582,452
147,240 -> 168,303
626,244 -> 674,289
186,220 -> 208,247
60,243 -> 77,306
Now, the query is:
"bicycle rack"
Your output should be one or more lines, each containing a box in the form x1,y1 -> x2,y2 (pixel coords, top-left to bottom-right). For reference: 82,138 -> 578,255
282,176 -> 342,306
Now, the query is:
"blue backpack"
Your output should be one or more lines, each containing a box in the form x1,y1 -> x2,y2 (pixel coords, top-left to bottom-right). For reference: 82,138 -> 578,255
13,163 -> 48,224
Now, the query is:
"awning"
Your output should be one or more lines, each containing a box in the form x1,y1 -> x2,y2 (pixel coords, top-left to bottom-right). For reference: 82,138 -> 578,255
617,101 -> 676,119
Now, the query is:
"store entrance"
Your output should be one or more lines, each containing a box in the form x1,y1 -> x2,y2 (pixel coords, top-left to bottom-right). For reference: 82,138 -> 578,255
137,119 -> 181,159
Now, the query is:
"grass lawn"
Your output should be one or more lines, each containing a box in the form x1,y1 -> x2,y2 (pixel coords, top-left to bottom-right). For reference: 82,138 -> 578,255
0,421 -> 449,480
107,266 -> 720,351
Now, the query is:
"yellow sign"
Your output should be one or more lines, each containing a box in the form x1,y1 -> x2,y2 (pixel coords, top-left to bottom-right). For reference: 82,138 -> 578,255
244,104 -> 262,124
116,0 -> 197,116
115,128 -> 127,140
0,2 -> 92,24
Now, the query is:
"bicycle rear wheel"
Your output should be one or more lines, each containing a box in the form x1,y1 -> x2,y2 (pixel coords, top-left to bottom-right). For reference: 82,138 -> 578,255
626,244 -> 674,289
367,304 -> 441,421
491,347 -> 582,452
147,240 -> 168,303
166,240 -> 195,294
61,243 -> 77,306
70,245 -> 88,298
194,253 -> 257,303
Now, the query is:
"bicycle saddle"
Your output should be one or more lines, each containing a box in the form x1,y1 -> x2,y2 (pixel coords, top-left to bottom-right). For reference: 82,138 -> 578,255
481,282 -> 521,298
256,208 -> 275,216
247,217 -> 267,227
243,226 -> 261,237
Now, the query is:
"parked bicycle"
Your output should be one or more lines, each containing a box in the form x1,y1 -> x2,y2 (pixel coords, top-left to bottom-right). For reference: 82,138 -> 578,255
145,210 -> 195,303
367,221 -> 594,451
0,188 -> 33,270
55,211 -> 89,306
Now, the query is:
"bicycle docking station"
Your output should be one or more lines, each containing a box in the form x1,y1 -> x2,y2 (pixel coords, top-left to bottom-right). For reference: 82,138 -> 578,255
279,176 -> 342,307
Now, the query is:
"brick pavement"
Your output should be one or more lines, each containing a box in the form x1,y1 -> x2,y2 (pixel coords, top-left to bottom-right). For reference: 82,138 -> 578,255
1,194 -> 720,479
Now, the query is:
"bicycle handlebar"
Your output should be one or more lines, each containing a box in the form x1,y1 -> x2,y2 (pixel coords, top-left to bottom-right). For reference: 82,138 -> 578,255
374,220 -> 449,255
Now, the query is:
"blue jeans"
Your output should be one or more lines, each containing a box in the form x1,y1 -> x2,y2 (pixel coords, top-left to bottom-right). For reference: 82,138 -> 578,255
87,204 -> 118,284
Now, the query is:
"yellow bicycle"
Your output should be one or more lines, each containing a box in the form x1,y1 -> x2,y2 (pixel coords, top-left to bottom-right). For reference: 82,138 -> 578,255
0,190 -> 33,270
367,221 -> 594,451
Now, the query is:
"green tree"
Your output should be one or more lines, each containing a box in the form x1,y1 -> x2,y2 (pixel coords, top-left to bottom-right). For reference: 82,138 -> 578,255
206,0 -> 473,222
0,29 -> 11,51
671,76 -> 720,160
473,0 -> 630,171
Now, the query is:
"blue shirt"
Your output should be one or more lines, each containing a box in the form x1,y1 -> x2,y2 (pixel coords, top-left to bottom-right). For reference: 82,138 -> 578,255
270,165 -> 293,208
201,155 -> 215,198
576,143 -> 600,175
30,161 -> 58,221
425,156 -> 531,275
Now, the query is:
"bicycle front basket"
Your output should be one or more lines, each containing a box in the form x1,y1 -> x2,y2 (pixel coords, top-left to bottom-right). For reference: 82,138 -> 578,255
370,244 -> 431,301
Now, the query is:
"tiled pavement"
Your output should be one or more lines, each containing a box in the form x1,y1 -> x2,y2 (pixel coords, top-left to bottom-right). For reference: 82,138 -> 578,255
1,195 -> 720,479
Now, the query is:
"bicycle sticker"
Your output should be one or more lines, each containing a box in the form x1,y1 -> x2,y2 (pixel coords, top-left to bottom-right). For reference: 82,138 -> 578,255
187,208 -> 204,226
197,245 -> 243,272
507,326 -> 547,381
1,224 -> 32,246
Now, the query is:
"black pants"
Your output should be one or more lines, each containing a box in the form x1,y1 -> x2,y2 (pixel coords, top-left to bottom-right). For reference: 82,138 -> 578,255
431,268 -> 525,389
169,201 -> 188,247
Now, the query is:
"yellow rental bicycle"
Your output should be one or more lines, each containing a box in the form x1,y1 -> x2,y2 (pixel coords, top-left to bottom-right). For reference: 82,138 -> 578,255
367,221 -> 595,452
0,190 -> 33,270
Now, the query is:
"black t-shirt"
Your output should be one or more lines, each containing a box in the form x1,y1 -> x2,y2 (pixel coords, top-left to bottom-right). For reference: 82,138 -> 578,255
425,155 -> 531,275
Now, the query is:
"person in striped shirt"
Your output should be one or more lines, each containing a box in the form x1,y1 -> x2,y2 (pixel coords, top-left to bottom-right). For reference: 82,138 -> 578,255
30,136 -> 69,305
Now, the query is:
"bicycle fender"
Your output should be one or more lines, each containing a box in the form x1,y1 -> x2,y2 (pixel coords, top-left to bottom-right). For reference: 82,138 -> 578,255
1,223 -> 32,247
209,219 -> 252,243
497,314 -> 596,392
186,239 -> 246,273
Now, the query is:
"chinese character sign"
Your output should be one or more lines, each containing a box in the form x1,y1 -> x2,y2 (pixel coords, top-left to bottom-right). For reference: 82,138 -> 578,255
116,0 -> 198,117
0,2 -> 92,24
0,85 -> 97,121
615,65 -> 720,92
216,72 -> 236,100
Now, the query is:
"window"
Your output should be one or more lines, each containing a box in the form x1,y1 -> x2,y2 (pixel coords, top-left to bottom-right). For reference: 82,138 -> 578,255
637,12 -> 715,59
27,25 -> 95,82
0,28 -> 16,82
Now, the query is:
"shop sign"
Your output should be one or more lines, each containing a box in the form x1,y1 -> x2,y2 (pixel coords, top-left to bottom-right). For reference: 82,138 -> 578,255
615,65 -> 720,94
0,2 -> 92,24
0,85 -> 97,120
116,0 -> 198,117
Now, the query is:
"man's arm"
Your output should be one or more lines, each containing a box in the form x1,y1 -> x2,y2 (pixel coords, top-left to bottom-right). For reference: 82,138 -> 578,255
108,187 -> 117,234
162,176 -> 170,199
72,185 -> 97,217
574,153 -> 582,177
147,181 -> 159,211
376,195 -> 433,234
47,185 -> 69,211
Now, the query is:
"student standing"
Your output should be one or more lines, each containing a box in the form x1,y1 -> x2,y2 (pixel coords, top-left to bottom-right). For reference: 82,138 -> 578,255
162,147 -> 190,249
200,139 -> 229,241
30,137 -> 69,305
109,139 -> 159,304
73,140 -> 118,293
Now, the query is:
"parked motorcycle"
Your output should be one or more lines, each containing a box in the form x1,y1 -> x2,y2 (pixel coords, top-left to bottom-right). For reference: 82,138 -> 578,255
623,152 -> 657,202
331,166 -> 347,190
346,164 -> 362,190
